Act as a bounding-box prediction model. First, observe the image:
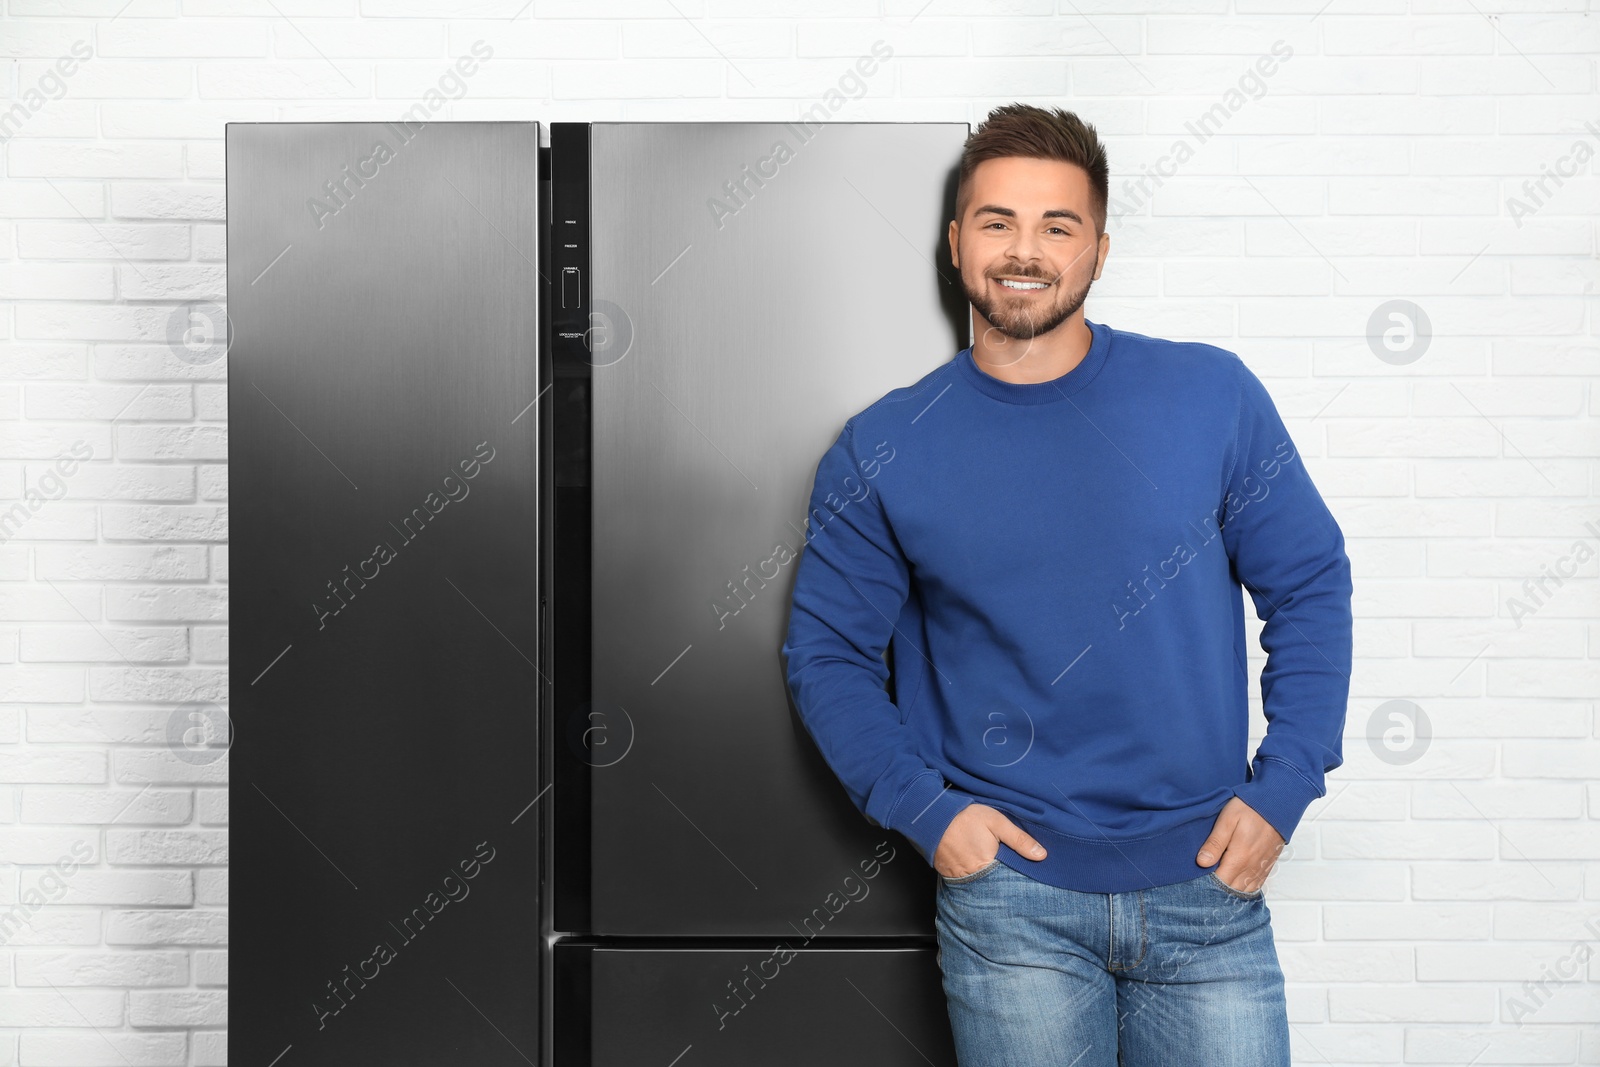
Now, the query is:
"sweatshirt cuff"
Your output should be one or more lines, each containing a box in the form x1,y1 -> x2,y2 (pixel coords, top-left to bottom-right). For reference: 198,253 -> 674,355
1231,756 -> 1323,845
889,771 -> 979,865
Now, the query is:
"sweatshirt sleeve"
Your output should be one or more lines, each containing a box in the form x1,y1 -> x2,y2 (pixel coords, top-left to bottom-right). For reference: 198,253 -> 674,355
780,418 -> 979,865
1220,358 -> 1354,845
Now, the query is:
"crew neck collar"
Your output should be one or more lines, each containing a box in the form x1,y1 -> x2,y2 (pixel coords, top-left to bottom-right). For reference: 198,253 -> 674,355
955,319 -> 1111,405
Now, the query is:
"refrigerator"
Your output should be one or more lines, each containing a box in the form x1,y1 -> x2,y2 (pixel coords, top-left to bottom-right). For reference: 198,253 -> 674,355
228,118 -> 971,1065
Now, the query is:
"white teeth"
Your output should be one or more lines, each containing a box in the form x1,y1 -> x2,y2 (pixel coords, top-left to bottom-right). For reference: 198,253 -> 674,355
1000,279 -> 1048,290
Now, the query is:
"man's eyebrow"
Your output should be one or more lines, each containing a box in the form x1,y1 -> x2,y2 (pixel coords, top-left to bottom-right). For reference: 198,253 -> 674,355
972,205 -> 1084,225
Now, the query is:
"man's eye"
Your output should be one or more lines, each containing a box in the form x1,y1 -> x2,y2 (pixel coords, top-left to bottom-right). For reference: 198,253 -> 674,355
983,222 -> 1070,234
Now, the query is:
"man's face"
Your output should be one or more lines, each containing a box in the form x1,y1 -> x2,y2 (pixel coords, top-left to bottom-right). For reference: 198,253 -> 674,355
948,156 -> 1107,347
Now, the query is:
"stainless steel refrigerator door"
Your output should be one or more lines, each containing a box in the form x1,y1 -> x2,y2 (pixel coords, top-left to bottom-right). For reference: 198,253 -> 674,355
586,121 -> 968,936
228,121 -> 542,1065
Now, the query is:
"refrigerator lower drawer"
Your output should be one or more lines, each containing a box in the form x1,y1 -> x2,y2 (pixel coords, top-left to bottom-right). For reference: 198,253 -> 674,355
554,942 -> 956,1066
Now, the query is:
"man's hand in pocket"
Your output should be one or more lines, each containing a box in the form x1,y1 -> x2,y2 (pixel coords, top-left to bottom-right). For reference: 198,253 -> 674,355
933,803 -> 1047,879
1195,796 -> 1285,894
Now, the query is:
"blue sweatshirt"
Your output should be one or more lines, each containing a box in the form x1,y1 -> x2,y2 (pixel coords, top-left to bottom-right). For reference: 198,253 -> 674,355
780,318 -> 1353,893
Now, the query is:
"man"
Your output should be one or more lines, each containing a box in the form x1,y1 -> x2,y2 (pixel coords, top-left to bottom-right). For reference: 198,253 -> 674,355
780,103 -> 1353,1066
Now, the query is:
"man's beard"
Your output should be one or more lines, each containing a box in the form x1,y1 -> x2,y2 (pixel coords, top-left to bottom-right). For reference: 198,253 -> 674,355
964,265 -> 1093,343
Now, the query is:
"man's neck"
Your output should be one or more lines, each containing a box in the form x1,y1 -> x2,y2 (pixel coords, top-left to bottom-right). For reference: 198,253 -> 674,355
971,318 -> 1092,385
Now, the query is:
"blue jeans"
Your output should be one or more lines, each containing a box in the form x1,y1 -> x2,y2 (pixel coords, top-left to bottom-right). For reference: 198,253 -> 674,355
934,859 -> 1291,1067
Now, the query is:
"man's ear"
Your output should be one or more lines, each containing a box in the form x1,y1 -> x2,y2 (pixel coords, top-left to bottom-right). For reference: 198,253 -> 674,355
947,218 -> 959,269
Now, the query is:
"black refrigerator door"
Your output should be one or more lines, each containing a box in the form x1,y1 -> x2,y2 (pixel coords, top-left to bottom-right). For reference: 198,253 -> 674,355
551,121 -> 970,941
228,121 -> 543,1065
555,942 -> 956,1066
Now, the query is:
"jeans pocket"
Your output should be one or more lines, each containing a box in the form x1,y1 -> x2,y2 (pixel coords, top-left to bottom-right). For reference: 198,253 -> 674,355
1206,869 -> 1264,901
940,857 -> 1003,885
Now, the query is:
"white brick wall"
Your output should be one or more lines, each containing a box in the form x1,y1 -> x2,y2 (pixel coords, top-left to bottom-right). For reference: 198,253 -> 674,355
1,2 -> 1596,1064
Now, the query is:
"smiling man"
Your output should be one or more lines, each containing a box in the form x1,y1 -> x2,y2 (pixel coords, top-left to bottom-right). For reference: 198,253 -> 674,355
781,104 -> 1353,1066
